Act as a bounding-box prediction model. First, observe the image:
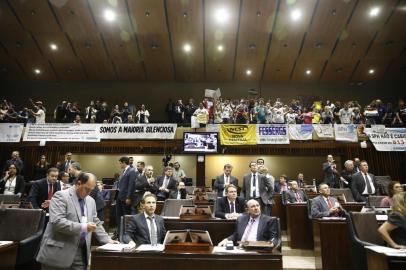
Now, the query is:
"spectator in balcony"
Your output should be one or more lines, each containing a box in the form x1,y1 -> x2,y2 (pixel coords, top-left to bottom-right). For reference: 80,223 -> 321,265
136,104 -> 150,123
352,107 -> 363,125
321,106 -> 334,124
127,114 -> 135,123
339,103 -> 353,124
300,108 -> 313,124
364,104 -> 379,127
333,101 -> 342,124
221,99 -> 234,124
28,104 -> 46,123
214,100 -> 223,124
184,98 -> 197,125
235,99 -> 248,124
173,99 -> 185,124
193,102 -> 209,127
382,103 -> 396,127
254,98 -> 267,124
285,108 -> 298,124
111,105 -> 123,124
54,100 -> 68,123
376,99 -> 386,124
394,99 -> 406,127
121,101 -> 132,123
272,102 -> 285,124
165,98 -> 175,122
96,102 -> 110,123
85,100 -> 97,123
66,102 -> 80,123
312,108 -> 321,124
73,114 -> 82,124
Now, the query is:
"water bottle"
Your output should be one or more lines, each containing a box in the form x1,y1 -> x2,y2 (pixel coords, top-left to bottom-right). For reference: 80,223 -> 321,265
312,179 -> 317,193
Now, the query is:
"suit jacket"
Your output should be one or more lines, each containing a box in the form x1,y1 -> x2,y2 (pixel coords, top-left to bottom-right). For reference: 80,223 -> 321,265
117,167 -> 137,201
58,160 -> 75,172
241,173 -> 273,205
4,159 -> 24,174
311,195 -> 345,218
227,214 -> 278,247
215,196 -> 246,219
350,172 -> 377,202
123,213 -> 166,245
274,182 -> 289,194
323,162 -> 339,188
130,175 -> 158,207
0,175 -> 25,195
169,189 -> 187,199
155,176 -> 177,199
89,186 -> 105,211
28,178 -> 61,209
340,170 -> 353,188
213,174 -> 238,197
285,189 -> 308,203
36,187 -> 110,268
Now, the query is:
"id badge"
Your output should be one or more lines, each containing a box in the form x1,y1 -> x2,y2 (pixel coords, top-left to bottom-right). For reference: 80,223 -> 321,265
81,216 -> 87,223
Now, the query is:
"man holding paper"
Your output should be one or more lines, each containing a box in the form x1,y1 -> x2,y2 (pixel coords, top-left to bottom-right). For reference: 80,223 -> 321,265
37,172 -> 117,270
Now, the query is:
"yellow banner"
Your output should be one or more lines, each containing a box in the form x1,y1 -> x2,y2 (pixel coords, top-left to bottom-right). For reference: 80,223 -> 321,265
220,125 -> 257,145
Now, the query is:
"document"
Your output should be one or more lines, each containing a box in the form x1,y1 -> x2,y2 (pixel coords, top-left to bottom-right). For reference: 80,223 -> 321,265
212,246 -> 257,254
96,243 -> 134,251
136,244 -> 165,252
0,241 -> 13,247
365,245 -> 406,257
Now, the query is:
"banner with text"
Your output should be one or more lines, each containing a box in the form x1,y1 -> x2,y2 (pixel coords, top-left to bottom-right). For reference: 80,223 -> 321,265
220,124 -> 256,145
288,125 -> 313,140
0,123 -> 24,142
23,123 -> 100,142
97,124 -> 177,139
313,124 -> 335,139
257,124 -> 289,144
364,128 -> 406,151
334,124 -> 358,142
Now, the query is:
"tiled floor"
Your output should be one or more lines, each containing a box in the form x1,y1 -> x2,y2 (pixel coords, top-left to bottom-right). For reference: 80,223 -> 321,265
283,256 -> 316,270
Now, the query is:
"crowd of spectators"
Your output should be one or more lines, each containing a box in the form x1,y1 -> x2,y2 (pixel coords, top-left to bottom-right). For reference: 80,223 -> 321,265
1,97 -> 406,127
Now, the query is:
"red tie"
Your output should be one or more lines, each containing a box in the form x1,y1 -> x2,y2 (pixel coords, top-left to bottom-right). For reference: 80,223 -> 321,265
327,197 -> 333,208
48,184 -> 53,200
295,192 -> 302,202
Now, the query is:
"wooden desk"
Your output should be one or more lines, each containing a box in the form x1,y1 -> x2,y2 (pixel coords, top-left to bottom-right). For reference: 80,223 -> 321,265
366,249 -> 406,270
286,203 -> 313,249
313,218 -> 351,270
90,248 -> 282,270
164,218 -> 235,245
272,194 -> 287,230
0,242 -> 18,270
341,202 -> 364,212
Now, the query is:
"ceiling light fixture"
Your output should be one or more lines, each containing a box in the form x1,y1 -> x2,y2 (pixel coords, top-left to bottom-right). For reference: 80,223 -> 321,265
369,7 -> 380,17
305,69 -> 311,75
183,43 -> 192,53
217,45 -> 224,51
368,69 -> 375,75
214,8 -> 229,24
103,9 -> 116,22
49,43 -> 58,51
33,68 -> 41,75
246,69 -> 252,76
290,9 -> 302,21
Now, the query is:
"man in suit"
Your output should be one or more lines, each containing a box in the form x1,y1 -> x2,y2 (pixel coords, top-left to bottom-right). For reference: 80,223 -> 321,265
213,164 -> 239,197
311,183 -> 345,218
3,150 -> 24,174
36,172 -> 117,270
350,160 -> 377,202
215,184 -> 245,219
323,154 -> 339,188
135,161 -> 145,178
28,167 -> 61,210
123,194 -> 166,246
155,166 -> 177,201
340,160 -> 354,188
285,181 -> 308,203
130,165 -> 158,213
218,199 -> 278,247
241,161 -> 273,215
169,181 -> 187,199
274,174 -> 289,194
59,152 -> 74,172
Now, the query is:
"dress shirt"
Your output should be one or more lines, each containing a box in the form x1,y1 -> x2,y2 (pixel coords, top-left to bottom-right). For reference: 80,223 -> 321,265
362,173 -> 375,195
250,173 -> 260,198
241,216 -> 260,242
4,177 -> 16,195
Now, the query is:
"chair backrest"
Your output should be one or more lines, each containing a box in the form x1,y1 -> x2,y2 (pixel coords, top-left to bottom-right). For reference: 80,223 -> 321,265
330,188 -> 354,202
272,217 -> 282,252
375,176 -> 391,195
281,191 -> 288,205
184,178 -> 193,186
367,196 -> 386,207
206,192 -> 217,202
120,215 -> 134,242
349,212 -> 383,245
0,194 -> 21,204
0,208 -> 45,241
162,199 -> 194,217
306,199 -> 313,219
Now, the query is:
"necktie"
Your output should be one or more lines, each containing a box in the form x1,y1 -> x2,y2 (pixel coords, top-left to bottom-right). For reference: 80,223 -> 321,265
364,173 -> 373,194
327,197 -> 333,208
78,198 -> 86,246
295,192 -> 302,202
163,177 -> 168,189
47,183 -> 53,200
252,174 -> 256,198
230,202 -> 235,213
241,218 -> 255,242
148,216 -> 157,246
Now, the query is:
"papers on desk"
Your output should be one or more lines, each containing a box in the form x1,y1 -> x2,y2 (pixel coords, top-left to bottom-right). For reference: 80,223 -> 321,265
365,245 -> 406,257
96,243 -> 134,251
0,241 -> 13,247
375,215 -> 388,221
212,246 -> 257,254
136,244 -> 165,252
321,217 -> 346,220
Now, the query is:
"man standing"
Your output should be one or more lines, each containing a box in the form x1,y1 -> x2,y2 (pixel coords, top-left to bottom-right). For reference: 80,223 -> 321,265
37,173 -> 117,269
218,199 -> 278,247
172,162 -> 186,182
297,173 -> 305,188
28,167 -> 61,210
285,181 -> 308,203
131,165 -> 158,213
4,150 -> 24,174
59,152 -> 74,172
340,160 -> 354,188
353,157 -> 361,173
123,194 -> 166,246
351,160 -> 377,202
241,161 -> 273,215
311,183 -> 345,218
322,154 -> 339,188
213,164 -> 239,197
215,185 -> 245,219
155,166 -> 177,201
135,161 -> 145,178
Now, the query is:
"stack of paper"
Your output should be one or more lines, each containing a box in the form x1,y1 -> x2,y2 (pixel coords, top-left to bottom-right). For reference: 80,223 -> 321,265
96,243 -> 133,251
136,244 -> 165,252
365,245 -> 406,257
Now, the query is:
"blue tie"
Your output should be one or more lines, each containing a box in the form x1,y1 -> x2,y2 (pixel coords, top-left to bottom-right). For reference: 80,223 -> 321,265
79,198 -> 86,246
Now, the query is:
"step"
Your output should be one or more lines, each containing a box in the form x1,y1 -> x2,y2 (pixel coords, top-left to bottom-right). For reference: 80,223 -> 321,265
282,246 -> 314,257
283,255 -> 316,270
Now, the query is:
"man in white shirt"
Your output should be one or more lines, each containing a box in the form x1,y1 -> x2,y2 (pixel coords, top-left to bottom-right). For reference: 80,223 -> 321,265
215,184 -> 245,219
213,164 -> 239,197
350,161 -> 377,202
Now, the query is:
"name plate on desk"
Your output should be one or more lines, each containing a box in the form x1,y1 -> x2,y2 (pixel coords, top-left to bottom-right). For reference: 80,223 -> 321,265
241,241 -> 274,251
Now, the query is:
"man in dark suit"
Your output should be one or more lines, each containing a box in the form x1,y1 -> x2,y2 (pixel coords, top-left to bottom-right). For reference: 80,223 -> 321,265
215,184 -> 245,219
59,152 -> 74,172
340,160 -> 354,188
285,181 -> 308,203
311,183 -> 345,218
322,154 -> 339,188
241,161 -> 273,215
155,166 -> 177,201
213,164 -> 239,197
28,167 -> 61,210
218,199 -> 278,247
130,165 -> 158,213
123,194 -> 166,246
169,181 -> 187,199
274,174 -> 289,194
350,160 -> 377,202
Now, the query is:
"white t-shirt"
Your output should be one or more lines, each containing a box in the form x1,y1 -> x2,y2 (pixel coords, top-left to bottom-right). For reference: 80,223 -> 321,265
339,108 -> 353,124
35,109 -> 46,123
272,107 -> 285,124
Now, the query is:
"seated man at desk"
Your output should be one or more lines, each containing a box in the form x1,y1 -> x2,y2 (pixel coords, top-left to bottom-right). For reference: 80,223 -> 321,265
218,199 -> 278,247
215,184 -> 246,219
169,181 -> 187,199
285,181 -> 308,203
123,193 -> 166,246
311,183 -> 345,218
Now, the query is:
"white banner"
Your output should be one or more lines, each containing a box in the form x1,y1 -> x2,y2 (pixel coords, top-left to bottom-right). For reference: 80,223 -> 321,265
313,124 -> 334,139
97,124 -> 177,139
334,124 -> 358,142
23,123 -> 100,142
365,128 -> 406,151
205,124 -> 220,132
288,124 -> 313,140
0,123 -> 24,142
257,124 -> 290,144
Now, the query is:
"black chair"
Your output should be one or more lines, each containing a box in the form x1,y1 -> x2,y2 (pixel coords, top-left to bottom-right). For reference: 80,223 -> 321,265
119,215 -> 133,243
306,199 -> 313,219
272,217 -> 282,252
0,208 -> 45,266
367,195 -> 386,207
281,191 -> 288,205
346,211 -> 384,270
184,178 -> 193,186
330,188 -> 354,202
375,176 -> 391,195
161,199 -> 194,217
